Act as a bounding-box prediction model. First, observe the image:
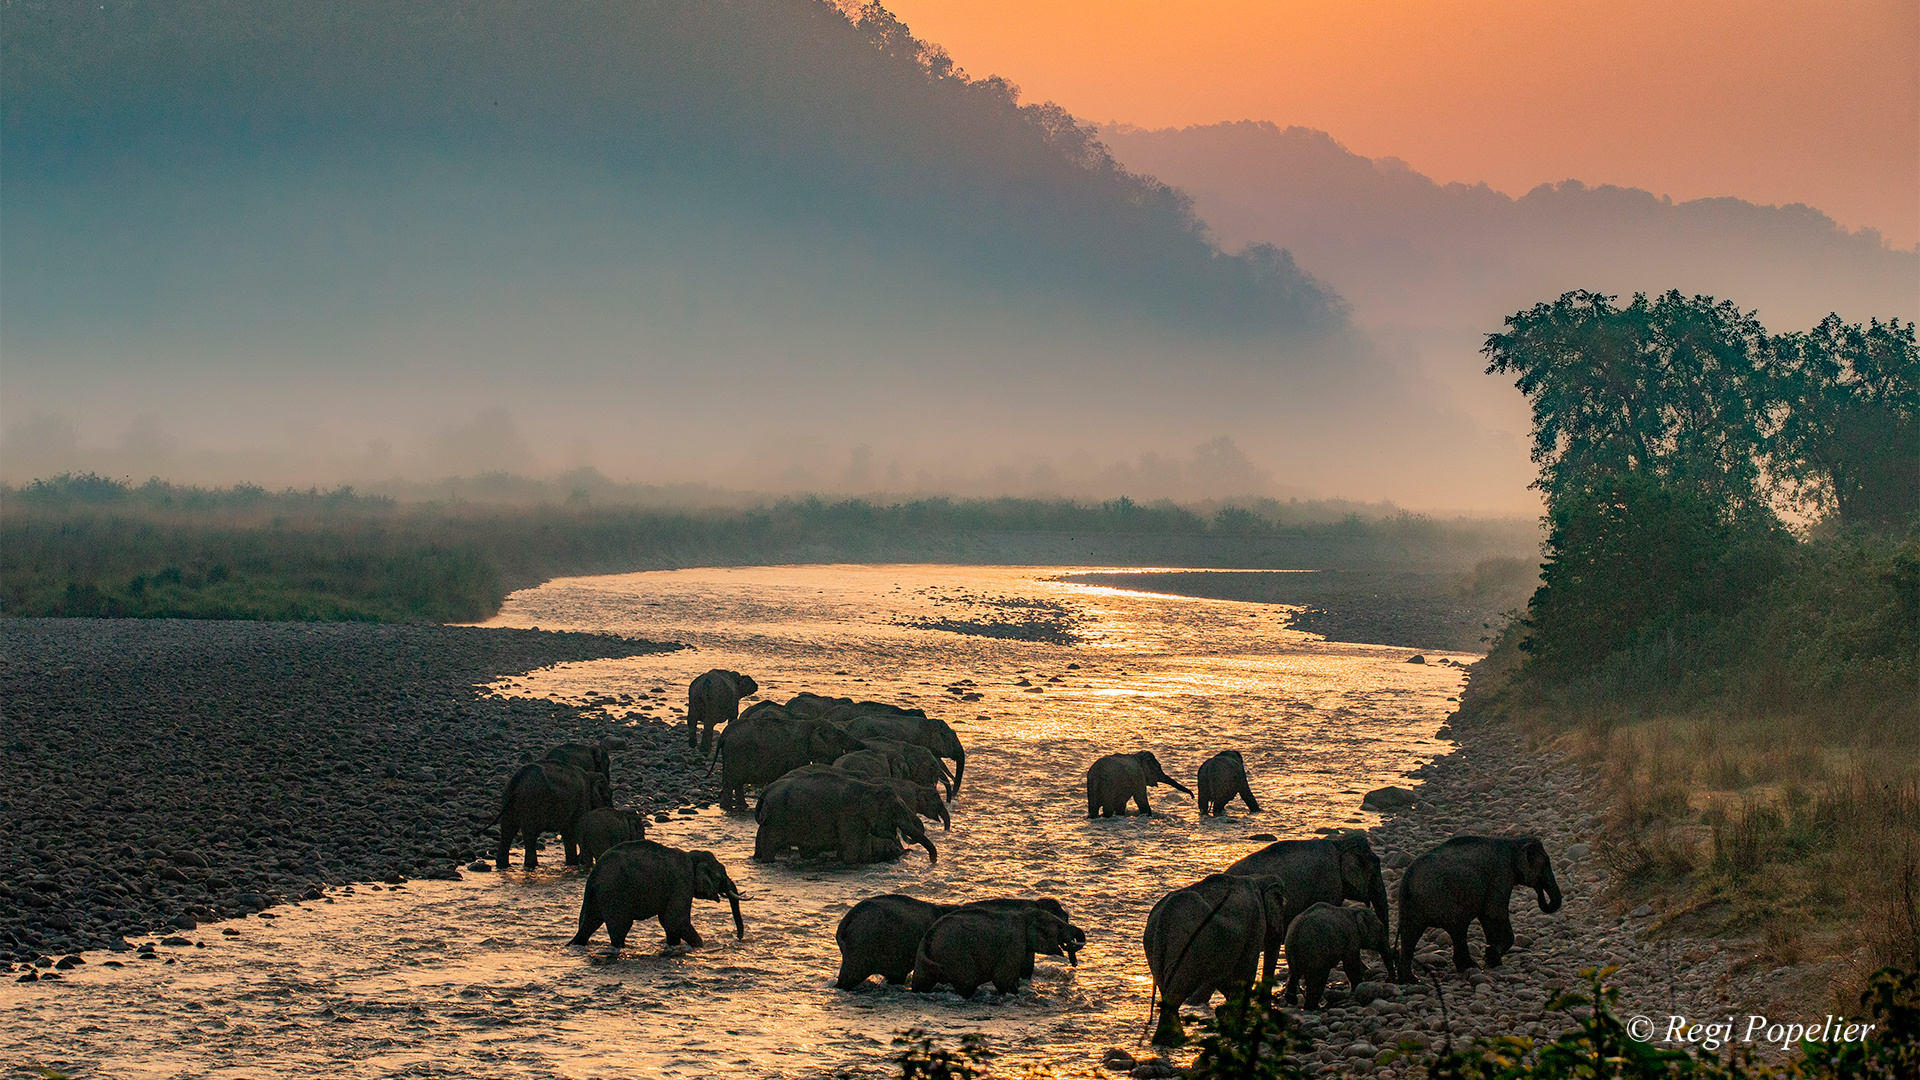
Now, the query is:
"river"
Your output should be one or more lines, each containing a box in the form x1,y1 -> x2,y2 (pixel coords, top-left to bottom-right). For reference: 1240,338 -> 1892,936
9,565 -> 1471,1078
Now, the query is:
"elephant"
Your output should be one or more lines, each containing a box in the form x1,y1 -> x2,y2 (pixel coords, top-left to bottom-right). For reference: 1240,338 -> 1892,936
568,839 -> 744,950
1225,832 -> 1390,981
836,709 -> 966,800
1086,751 -> 1192,817
543,740 -> 614,783
578,806 -> 648,866
1396,835 -> 1562,981
832,748 -> 900,780
754,768 -> 938,864
909,903 -> 1083,997
1143,873 -> 1288,1045
1196,750 -> 1260,816
714,705 -> 860,810
783,765 -> 951,830
687,669 -> 759,751
493,762 -> 612,869
833,895 -> 1077,989
1283,902 -> 1391,1008
785,692 -> 853,719
855,737 -> 952,792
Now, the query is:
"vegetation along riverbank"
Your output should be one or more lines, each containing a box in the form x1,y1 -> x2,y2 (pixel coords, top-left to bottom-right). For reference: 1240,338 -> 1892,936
1446,294 -> 1918,1019
0,474 -> 1536,623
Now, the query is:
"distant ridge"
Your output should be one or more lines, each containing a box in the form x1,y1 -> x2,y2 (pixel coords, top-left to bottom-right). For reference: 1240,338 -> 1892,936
1099,121 -> 1916,331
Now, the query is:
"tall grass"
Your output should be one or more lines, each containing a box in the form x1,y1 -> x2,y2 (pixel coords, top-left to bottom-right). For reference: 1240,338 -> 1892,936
1467,527 -> 1919,988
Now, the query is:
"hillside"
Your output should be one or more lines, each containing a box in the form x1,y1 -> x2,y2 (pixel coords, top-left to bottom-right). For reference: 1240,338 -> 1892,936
1099,121 -> 1917,334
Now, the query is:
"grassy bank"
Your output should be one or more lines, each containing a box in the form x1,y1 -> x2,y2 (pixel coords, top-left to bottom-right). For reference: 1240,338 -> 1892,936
1460,527 -> 1920,1004
0,474 -> 1538,623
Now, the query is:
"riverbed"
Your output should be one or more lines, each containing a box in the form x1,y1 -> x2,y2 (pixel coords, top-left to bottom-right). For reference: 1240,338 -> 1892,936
4,565 -> 1472,1078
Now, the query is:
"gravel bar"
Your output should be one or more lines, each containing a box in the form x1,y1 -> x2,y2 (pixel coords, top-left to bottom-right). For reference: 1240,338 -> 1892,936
0,618 -> 703,964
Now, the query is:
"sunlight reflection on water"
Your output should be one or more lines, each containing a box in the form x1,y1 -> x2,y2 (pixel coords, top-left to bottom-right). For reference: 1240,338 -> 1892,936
5,565 -> 1473,1078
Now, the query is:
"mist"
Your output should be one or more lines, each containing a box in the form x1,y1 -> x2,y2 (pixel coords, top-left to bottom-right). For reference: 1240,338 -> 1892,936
1097,122 -> 1920,446
31,3 -> 1903,512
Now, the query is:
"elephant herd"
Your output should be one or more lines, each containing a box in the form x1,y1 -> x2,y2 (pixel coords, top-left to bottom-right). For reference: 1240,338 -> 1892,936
490,671 -> 1567,1040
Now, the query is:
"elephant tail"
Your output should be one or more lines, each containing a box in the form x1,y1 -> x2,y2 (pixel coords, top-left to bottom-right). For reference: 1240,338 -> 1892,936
703,737 -> 723,777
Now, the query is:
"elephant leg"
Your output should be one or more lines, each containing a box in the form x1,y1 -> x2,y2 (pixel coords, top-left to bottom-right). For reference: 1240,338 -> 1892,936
1132,787 -> 1152,815
1152,984 -> 1187,1045
495,809 -> 518,869
1304,968 -> 1328,1009
1343,949 -> 1369,990
752,827 -> 779,862
910,965 -> 938,993
954,981 -> 981,999
1482,911 -> 1514,968
1449,922 -> 1476,971
686,714 -> 698,749
835,959 -> 869,990
1397,917 -> 1423,983
562,829 -> 580,866
1087,787 -> 1100,818
520,827 -> 540,870
665,895 -> 701,947
1183,983 -> 1212,1006
1021,953 -> 1036,980
568,891 -> 603,947
1283,969 -> 1300,1005
606,918 -> 634,951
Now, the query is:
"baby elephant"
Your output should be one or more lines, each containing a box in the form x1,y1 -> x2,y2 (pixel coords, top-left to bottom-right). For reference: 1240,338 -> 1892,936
578,807 -> 648,866
1086,750 -> 1192,817
1196,750 -> 1260,816
910,904 -> 1083,998
569,840 -> 744,952
1283,902 -> 1391,1008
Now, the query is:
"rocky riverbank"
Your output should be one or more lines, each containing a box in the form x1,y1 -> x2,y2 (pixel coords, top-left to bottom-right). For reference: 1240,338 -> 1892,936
1212,694 -> 1861,1076
0,618 -> 708,966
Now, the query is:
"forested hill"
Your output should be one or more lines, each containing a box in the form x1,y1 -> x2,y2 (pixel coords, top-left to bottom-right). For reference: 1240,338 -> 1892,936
0,0 -> 1339,334
1098,121 -> 1914,332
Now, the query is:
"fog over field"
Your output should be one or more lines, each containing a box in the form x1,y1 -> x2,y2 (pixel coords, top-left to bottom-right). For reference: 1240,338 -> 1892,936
3,2 -> 1910,512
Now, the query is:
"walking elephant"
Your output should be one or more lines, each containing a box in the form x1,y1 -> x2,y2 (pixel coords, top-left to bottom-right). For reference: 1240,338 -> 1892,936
1196,750 -> 1260,816
493,762 -> 612,870
687,669 -> 759,751
833,895 -> 1077,989
1086,751 -> 1192,817
910,903 -> 1083,997
1397,835 -> 1562,981
1143,873 -> 1288,1045
578,806 -> 648,866
714,705 -> 859,810
1283,902 -> 1391,1008
754,769 -> 938,864
568,840 -> 744,951
836,708 -> 966,800
1225,832 -> 1390,981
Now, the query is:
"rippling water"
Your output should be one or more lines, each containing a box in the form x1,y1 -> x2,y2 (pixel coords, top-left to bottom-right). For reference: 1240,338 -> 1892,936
6,565 -> 1472,1078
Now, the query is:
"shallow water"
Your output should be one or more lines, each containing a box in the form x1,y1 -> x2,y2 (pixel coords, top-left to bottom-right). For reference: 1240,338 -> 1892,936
6,565 -> 1471,1078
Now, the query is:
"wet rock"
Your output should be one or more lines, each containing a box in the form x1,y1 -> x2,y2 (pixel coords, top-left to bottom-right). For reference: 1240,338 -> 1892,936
1102,1048 -> 1137,1071
161,935 -> 193,946
171,915 -> 197,931
1405,654 -> 1426,664
467,861 -> 493,872
1566,842 -> 1592,861
1352,981 -> 1396,1005
1362,787 -> 1418,812
1247,833 -> 1278,841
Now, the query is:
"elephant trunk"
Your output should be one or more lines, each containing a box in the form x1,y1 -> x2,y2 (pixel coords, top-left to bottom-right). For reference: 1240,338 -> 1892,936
949,750 -> 964,801
918,835 -> 939,864
1536,874 -> 1563,914
726,891 -> 746,939
938,801 -> 951,831
1369,874 -> 1392,929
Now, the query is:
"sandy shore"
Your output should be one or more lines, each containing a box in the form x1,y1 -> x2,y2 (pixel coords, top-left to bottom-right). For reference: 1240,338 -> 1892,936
0,619 -> 700,965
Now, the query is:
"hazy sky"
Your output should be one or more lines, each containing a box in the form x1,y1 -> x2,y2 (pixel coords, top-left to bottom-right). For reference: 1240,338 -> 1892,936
886,0 -> 1920,249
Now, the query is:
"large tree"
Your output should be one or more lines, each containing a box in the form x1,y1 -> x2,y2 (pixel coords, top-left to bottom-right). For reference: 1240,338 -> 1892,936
1766,315 -> 1918,529
1482,290 -> 1774,519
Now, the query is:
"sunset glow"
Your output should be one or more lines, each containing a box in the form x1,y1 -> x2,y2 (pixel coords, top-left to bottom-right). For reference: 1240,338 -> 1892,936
886,0 -> 1920,248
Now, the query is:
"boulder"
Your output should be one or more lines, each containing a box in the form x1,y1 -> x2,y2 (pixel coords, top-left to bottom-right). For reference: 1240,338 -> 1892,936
1362,786 -> 1418,812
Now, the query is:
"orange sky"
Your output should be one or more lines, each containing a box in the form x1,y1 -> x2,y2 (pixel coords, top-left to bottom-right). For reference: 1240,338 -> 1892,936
885,0 -> 1920,249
